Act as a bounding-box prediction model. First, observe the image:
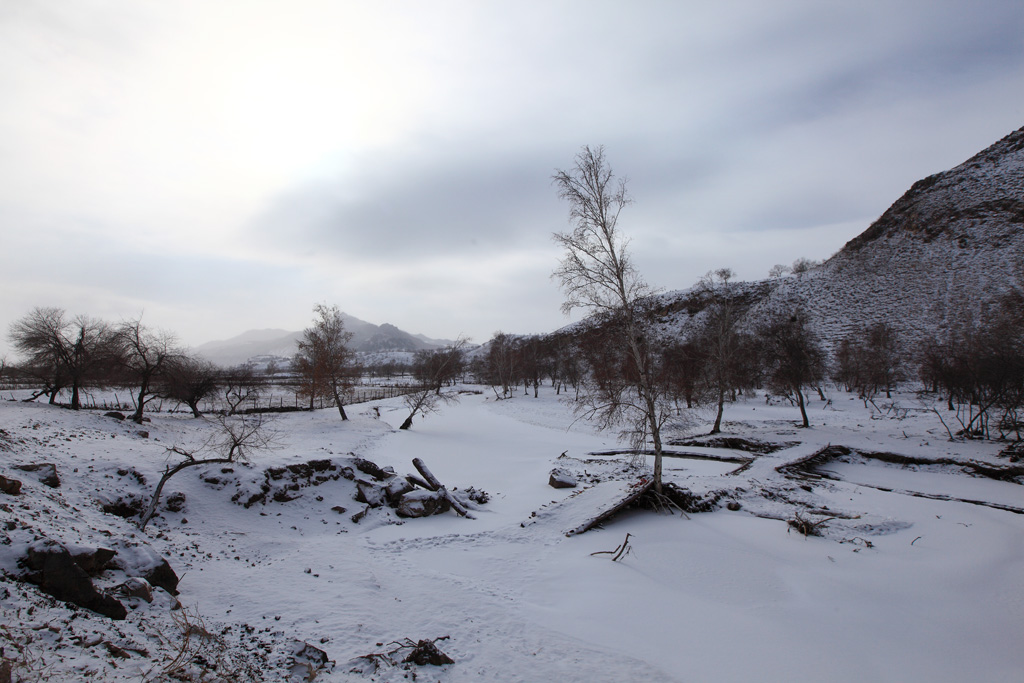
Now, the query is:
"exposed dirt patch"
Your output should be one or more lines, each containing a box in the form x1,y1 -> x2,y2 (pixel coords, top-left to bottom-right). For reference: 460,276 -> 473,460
669,436 -> 799,454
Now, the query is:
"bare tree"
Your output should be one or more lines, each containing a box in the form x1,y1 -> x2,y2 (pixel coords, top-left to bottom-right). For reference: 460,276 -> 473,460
400,339 -> 468,430
552,145 -> 670,491
695,269 -> 746,434
661,340 -> 704,410
768,264 -> 791,279
485,332 -> 520,398
114,317 -> 181,424
221,363 -> 263,415
8,307 -> 118,409
139,413 -> 279,530
162,355 -> 220,417
790,257 -> 820,276
921,292 -> 1024,440
835,322 -> 905,400
759,311 -> 827,428
294,304 -> 357,420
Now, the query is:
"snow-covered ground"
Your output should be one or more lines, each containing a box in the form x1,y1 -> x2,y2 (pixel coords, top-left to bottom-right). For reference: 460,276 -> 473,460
2,388 -> 1023,681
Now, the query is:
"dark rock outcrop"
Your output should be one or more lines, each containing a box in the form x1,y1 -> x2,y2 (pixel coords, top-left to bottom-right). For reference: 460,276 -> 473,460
14,463 -> 60,488
0,475 -> 21,496
22,541 -> 126,620
548,469 -> 578,489
395,490 -> 450,518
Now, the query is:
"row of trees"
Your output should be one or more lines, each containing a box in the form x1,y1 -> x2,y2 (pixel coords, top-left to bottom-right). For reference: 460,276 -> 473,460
5,304 -> 474,432
8,308 -> 194,422
5,308 -> 305,422
920,293 -> 1024,440
4,306 -> 360,423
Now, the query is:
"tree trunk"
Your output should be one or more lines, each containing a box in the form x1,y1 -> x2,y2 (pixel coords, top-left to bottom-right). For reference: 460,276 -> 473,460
797,388 -> 809,428
334,389 -> 348,420
71,383 -> 81,410
187,400 -> 202,418
400,415 -> 413,430
711,387 -> 725,434
645,392 -> 663,494
133,383 -> 149,423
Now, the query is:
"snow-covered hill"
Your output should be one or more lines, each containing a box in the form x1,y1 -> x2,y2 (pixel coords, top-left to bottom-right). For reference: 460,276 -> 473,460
651,124 -> 1024,353
772,124 -> 1024,349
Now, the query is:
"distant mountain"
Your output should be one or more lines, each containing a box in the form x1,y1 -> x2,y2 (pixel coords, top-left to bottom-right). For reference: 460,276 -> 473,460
194,329 -> 302,367
641,124 -> 1024,354
194,314 -> 454,366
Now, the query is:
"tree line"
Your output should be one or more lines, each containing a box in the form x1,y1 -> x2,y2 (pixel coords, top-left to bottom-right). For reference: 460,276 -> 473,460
3,304 -> 476,431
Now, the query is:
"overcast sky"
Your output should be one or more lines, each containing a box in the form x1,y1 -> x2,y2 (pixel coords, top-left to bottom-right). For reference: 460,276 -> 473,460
2,0 -> 1022,355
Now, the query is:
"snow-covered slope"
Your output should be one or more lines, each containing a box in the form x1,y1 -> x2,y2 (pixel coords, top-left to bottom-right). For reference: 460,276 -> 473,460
648,124 -> 1024,353
762,124 -> 1024,349
3,388 -> 1024,681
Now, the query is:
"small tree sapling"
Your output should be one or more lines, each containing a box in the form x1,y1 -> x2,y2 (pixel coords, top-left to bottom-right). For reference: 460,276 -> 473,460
139,413 -> 280,530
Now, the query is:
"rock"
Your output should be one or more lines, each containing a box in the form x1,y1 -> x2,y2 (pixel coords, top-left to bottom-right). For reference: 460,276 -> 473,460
548,468 -> 577,489
289,639 -> 332,680
104,411 -> 126,420
109,541 -> 180,595
137,431 -> 149,439
14,463 -> 60,488
395,489 -> 450,518
0,475 -> 21,496
22,540 -> 127,620
403,639 -> 454,666
726,501 -> 742,511
66,544 -> 116,575
331,505 -> 347,514
355,480 -> 386,507
164,492 -> 186,512
385,477 -> 416,504
114,577 -> 154,603
99,494 -> 145,519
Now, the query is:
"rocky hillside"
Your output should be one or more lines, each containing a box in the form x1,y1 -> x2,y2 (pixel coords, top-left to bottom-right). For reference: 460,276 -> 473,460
655,124 -> 1024,354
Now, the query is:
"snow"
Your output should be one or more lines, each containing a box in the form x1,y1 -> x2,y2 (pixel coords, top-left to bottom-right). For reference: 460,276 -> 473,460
2,388 -> 1024,681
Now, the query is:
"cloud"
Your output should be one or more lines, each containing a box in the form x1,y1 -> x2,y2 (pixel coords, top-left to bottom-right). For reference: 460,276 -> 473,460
1,0 -> 1023,355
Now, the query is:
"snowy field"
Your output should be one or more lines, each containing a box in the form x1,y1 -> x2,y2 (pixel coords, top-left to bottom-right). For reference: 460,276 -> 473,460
2,388 -> 1023,681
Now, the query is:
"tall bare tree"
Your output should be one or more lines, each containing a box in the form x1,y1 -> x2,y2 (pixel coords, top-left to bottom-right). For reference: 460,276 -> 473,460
115,317 -> 181,424
9,307 -> 118,409
161,355 -> 220,417
295,304 -> 356,420
221,363 -> 263,415
695,269 -> 744,434
759,311 -> 827,428
552,145 -> 669,491
485,332 -> 520,398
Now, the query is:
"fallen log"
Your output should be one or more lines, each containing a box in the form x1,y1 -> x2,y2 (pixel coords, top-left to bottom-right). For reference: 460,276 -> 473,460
566,479 -> 653,536
412,457 -> 474,519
